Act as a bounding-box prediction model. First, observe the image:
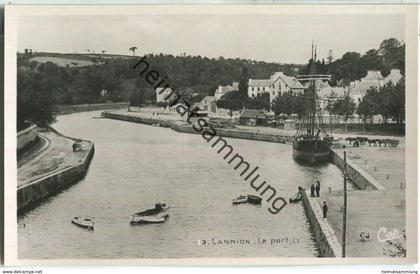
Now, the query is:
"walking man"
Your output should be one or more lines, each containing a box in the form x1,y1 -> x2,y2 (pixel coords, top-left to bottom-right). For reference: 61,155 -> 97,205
315,181 -> 321,197
310,183 -> 315,197
323,201 -> 328,219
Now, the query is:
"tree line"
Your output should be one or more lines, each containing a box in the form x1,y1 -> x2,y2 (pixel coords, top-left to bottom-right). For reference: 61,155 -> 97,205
299,38 -> 405,86
17,52 -> 301,129
270,79 -> 405,125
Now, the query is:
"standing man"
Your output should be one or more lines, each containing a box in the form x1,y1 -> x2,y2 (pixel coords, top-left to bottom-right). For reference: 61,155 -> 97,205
310,183 -> 315,197
322,201 -> 328,219
315,181 -> 321,197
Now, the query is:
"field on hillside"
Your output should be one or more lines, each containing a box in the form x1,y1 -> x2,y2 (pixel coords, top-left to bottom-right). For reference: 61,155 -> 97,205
30,56 -> 94,67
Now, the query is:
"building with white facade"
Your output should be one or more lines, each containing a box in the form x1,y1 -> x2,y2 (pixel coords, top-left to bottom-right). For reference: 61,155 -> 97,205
248,72 -> 304,103
314,80 -> 347,111
156,87 -> 173,103
214,82 -> 239,100
349,69 -> 403,105
384,69 -> 403,85
196,96 -> 217,113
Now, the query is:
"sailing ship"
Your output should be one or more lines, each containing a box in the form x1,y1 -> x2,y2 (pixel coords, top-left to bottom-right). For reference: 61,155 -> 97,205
292,43 -> 333,164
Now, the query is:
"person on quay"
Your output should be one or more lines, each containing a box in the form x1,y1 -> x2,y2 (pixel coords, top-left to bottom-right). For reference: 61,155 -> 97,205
315,181 -> 321,197
310,183 -> 315,197
322,201 -> 328,219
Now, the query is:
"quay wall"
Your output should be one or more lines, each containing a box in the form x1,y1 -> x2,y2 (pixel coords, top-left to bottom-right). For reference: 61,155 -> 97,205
17,124 -> 39,151
102,112 -> 173,128
17,142 -> 95,214
300,190 -> 342,257
330,149 -> 385,190
58,102 -> 128,115
104,112 -> 293,143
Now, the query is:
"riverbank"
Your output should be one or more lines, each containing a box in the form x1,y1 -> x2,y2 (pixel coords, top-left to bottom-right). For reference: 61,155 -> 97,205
58,102 -> 128,115
17,129 -> 94,213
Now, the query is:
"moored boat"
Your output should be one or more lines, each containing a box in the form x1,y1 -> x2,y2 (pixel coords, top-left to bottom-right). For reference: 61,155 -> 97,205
247,195 -> 262,205
293,43 -> 333,165
134,214 -> 169,224
293,136 -> 331,164
71,216 -> 94,230
130,203 -> 170,224
232,195 -> 248,205
232,195 -> 262,205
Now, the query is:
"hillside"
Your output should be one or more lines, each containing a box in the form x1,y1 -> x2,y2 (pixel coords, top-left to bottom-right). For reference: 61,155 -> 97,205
18,52 -> 304,107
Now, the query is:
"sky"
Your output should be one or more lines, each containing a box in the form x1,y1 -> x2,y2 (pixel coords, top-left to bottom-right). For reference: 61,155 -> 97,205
18,13 -> 404,64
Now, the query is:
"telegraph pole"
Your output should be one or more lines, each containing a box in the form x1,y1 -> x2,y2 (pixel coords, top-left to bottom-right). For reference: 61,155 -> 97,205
342,150 -> 347,257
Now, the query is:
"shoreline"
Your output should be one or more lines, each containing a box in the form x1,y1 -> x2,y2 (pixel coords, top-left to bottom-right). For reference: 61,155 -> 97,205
17,129 -> 95,214
58,102 -> 128,115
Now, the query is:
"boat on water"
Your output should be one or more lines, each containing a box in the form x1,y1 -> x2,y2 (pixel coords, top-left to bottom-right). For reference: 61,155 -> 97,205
232,195 -> 262,205
293,43 -> 333,165
134,214 -> 169,224
247,195 -> 262,205
71,216 -> 94,230
130,203 -> 170,224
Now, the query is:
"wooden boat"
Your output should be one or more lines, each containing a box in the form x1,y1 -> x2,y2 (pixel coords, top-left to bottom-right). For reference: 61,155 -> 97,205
289,197 -> 302,203
232,195 -> 248,205
134,214 -> 169,224
293,43 -> 332,165
247,195 -> 262,205
130,203 -> 170,224
71,216 -> 94,230
232,195 -> 262,205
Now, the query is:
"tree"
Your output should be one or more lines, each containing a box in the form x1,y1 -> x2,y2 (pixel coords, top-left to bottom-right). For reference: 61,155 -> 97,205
327,50 -> 334,64
376,80 -> 405,124
102,50 -> 106,54
271,91 -> 307,118
216,90 -> 243,116
238,66 -> 249,108
129,46 -> 138,56
330,93 -> 356,128
246,93 -> 269,111
357,88 -> 378,128
17,68 -> 59,129
299,38 -> 405,86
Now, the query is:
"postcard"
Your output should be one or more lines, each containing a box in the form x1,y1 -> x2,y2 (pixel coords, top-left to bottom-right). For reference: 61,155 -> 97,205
3,4 -> 418,265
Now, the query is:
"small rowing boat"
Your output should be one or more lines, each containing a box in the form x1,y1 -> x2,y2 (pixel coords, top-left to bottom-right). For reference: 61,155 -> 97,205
130,203 -> 170,224
232,195 -> 262,205
232,195 -> 248,205
247,195 -> 262,205
134,214 -> 169,224
71,216 -> 94,230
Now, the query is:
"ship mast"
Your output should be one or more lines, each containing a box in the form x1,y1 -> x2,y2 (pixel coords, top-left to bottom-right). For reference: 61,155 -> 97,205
310,42 -> 317,136
296,42 -> 331,137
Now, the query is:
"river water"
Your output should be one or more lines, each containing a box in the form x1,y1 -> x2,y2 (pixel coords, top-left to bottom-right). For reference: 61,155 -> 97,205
18,111 -> 343,259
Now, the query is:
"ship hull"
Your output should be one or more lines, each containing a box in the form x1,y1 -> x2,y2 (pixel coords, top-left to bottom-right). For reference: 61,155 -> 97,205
292,139 -> 331,164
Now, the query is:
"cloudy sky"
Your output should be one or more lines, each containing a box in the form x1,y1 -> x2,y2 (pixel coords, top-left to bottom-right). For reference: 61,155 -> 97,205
18,13 -> 404,64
